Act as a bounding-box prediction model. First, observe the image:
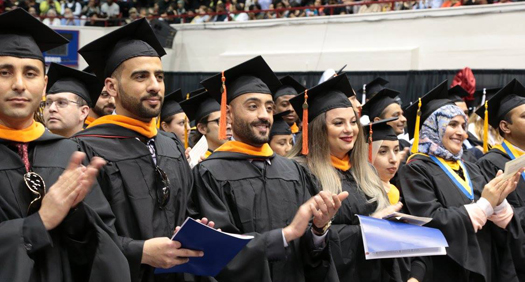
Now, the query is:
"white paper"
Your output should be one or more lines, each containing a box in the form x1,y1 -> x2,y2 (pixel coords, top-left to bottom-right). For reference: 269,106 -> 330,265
188,136 -> 208,168
383,212 -> 432,226
503,153 -> 525,181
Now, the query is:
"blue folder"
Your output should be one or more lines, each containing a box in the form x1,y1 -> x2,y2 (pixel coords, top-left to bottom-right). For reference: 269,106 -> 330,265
357,215 -> 448,260
154,217 -> 253,276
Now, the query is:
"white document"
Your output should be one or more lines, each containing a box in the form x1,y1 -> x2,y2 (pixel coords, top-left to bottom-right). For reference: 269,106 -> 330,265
503,153 -> 525,181
188,136 -> 208,168
383,212 -> 432,226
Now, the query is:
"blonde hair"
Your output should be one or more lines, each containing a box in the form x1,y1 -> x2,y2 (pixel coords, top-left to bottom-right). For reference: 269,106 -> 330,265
468,112 -> 503,146
288,110 -> 389,211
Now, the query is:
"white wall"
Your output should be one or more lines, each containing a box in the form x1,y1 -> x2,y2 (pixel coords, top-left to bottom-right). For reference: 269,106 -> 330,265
67,2 -> 525,72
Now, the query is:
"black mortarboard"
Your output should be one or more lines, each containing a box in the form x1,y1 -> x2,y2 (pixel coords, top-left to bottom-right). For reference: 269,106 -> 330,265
289,74 -> 355,123
179,89 -> 221,123
46,63 -> 103,108
364,117 -> 399,143
200,56 -> 282,140
475,79 -> 525,130
0,8 -> 69,62
405,81 -> 454,143
201,56 -> 282,104
273,76 -> 306,100
448,85 -> 469,103
78,18 -> 166,81
357,77 -> 389,102
160,89 -> 184,121
471,87 -> 500,109
270,110 -> 293,139
361,87 -> 401,121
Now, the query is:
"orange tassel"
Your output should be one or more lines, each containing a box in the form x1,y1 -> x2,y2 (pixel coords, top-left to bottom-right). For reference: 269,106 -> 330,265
184,116 -> 189,149
483,100 -> 489,153
302,90 -> 309,155
219,71 -> 227,140
368,123 -> 373,162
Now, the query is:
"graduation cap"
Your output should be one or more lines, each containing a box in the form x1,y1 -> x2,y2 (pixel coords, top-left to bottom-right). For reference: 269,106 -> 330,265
475,79 -> 525,152
289,73 -> 355,154
471,87 -> 500,110
357,77 -> 389,104
273,76 -> 306,100
179,89 -> 221,123
270,110 -> 293,139
78,18 -> 166,82
448,85 -> 469,103
317,64 -> 347,85
160,89 -> 184,121
361,87 -> 401,121
405,80 -> 454,153
0,8 -> 69,62
363,117 -> 399,162
46,63 -> 103,108
200,56 -> 282,140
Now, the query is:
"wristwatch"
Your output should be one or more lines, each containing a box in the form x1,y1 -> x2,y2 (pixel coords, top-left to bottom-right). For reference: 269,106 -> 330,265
312,220 -> 331,236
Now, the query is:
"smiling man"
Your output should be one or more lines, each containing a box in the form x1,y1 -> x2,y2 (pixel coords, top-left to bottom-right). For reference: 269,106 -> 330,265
273,76 -> 306,135
44,63 -> 102,137
191,56 -> 347,282
75,19 -> 205,282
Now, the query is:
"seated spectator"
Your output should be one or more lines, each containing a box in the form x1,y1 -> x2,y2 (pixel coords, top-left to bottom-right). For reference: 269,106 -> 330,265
61,7 -> 81,25
43,8 -> 61,25
248,3 -> 265,19
40,0 -> 61,15
232,3 -> 249,20
325,0 -> 346,14
441,0 -> 461,7
305,0 -> 322,16
191,5 -> 211,23
27,0 -> 41,14
61,0 -> 82,16
259,0 -> 271,9
274,1 -> 288,17
139,7 -> 147,17
288,2 -> 305,17
213,2 -> 228,21
28,6 -> 40,18
101,0 -> 120,18
126,6 -> 139,23
158,0 -> 172,14
81,0 -> 101,17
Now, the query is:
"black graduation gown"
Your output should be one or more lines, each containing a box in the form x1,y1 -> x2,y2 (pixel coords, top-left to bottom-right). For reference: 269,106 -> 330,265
0,130 -> 130,282
73,124 -> 192,282
189,151 -> 336,282
391,138 -> 410,194
399,154 -> 517,282
326,169 -> 405,282
477,148 -> 525,209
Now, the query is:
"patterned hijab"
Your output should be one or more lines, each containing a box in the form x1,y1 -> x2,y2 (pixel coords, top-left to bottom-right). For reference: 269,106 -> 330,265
418,104 -> 467,161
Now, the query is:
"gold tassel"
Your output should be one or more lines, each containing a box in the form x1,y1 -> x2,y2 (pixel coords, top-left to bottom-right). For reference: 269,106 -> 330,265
184,116 -> 189,149
483,100 -> 489,153
411,98 -> 422,154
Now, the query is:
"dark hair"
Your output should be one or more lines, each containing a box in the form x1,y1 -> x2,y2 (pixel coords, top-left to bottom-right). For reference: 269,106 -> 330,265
499,111 -> 513,137
161,114 -> 174,124
76,96 -> 88,107
190,114 -> 210,145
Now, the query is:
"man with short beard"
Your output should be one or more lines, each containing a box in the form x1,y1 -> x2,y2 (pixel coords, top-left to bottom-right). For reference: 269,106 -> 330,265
75,19 -> 208,282
190,56 -> 348,282
0,8 -> 130,281
85,87 -> 116,126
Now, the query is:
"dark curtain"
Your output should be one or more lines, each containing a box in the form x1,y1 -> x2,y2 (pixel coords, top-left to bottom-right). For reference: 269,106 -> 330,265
165,69 -> 525,106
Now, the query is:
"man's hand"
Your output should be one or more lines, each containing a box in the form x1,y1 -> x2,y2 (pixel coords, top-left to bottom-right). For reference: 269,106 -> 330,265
38,152 -> 106,231
141,237 -> 204,269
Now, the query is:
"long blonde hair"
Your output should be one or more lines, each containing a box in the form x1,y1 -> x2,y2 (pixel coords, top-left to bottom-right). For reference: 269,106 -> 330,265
288,110 -> 389,211
468,112 -> 503,146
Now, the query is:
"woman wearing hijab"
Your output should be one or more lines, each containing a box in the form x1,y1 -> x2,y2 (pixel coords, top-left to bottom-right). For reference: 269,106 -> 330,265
399,81 -> 523,282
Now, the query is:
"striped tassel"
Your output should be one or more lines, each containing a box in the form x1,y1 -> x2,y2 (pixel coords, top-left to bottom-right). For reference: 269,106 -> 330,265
483,100 -> 489,153
302,90 -> 309,155
218,71 -> 228,140
411,98 -> 422,154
